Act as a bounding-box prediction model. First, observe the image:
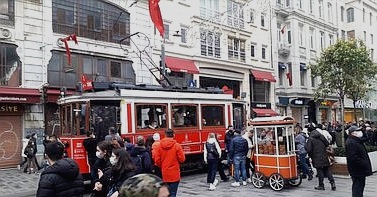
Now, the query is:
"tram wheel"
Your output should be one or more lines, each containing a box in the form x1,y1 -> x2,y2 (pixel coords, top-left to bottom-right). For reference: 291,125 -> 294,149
269,173 -> 284,191
251,171 -> 266,188
287,176 -> 302,187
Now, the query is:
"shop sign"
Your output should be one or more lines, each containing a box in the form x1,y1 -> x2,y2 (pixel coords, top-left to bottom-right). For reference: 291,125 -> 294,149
290,98 -> 306,105
0,104 -> 24,115
251,102 -> 271,109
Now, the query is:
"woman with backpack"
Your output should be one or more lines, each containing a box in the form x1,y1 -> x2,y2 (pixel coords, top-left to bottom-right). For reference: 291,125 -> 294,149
204,133 -> 221,191
24,140 -> 37,174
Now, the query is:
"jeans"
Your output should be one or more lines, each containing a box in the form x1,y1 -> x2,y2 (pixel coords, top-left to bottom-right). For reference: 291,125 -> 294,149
207,159 -> 218,183
352,176 -> 366,197
167,181 -> 180,197
298,153 -> 310,175
233,156 -> 247,182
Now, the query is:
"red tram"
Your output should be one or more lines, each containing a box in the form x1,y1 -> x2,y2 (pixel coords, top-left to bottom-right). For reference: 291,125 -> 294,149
55,84 -> 247,180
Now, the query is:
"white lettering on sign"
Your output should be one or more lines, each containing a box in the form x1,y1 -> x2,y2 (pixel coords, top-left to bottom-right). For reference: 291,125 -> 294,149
0,97 -> 27,101
256,104 -> 267,108
294,100 -> 304,105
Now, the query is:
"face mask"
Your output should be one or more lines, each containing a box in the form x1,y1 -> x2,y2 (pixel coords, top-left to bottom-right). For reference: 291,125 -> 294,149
92,134 -> 96,138
33,135 -> 37,139
96,151 -> 104,159
109,156 -> 117,165
353,131 -> 363,138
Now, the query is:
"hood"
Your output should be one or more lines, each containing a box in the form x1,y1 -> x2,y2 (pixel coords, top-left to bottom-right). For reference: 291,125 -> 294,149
160,137 -> 177,150
207,138 -> 217,143
43,158 -> 80,180
130,146 -> 147,157
310,130 -> 322,139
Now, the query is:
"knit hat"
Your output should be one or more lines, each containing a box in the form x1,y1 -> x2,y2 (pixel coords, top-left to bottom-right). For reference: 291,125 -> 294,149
118,174 -> 165,197
152,133 -> 160,141
136,136 -> 145,146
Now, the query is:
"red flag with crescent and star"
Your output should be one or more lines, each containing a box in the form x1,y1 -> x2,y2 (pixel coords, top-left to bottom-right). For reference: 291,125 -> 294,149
149,0 -> 164,38
61,34 -> 78,65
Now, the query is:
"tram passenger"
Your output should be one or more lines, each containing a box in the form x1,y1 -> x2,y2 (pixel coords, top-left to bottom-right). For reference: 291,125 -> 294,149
148,121 -> 158,129
174,108 -> 185,126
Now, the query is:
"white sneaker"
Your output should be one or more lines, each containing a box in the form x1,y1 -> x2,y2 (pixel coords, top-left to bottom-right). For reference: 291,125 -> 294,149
242,181 -> 247,186
231,182 -> 240,187
17,165 -> 21,171
246,178 -> 252,183
208,183 -> 216,191
213,179 -> 219,187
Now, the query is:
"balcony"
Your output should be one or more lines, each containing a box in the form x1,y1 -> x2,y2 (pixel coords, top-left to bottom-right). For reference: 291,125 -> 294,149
278,43 -> 290,57
274,3 -> 291,18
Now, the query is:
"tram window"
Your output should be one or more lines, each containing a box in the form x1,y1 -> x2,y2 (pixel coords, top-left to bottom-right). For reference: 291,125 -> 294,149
201,105 -> 224,126
172,105 -> 197,127
136,104 -> 167,129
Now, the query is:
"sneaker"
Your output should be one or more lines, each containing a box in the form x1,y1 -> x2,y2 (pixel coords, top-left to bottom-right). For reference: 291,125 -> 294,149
242,181 -> 247,186
246,178 -> 252,183
213,179 -> 219,187
308,174 -> 313,181
208,183 -> 216,191
17,165 -> 21,171
231,182 -> 240,187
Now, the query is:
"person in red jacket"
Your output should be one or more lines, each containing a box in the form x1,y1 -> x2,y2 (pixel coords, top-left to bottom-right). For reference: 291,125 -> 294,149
155,129 -> 185,197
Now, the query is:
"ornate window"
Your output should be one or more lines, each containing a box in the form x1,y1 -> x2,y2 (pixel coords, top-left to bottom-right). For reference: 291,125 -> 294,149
52,0 -> 130,44
200,29 -> 221,58
227,0 -> 244,29
228,37 -> 245,62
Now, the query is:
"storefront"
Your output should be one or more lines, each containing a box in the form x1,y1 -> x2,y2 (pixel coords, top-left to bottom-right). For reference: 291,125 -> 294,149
0,87 -> 41,168
251,102 -> 278,118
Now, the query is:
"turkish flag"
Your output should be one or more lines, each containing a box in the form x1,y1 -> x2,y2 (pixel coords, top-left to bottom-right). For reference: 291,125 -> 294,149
149,0 -> 164,38
81,74 -> 93,91
280,25 -> 286,34
61,34 -> 78,65
286,72 -> 292,86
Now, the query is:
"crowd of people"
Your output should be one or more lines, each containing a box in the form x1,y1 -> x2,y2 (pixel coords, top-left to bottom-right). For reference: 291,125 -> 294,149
20,118 -> 375,197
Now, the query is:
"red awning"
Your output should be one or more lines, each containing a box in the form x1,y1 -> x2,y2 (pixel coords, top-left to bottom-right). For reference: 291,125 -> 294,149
0,87 -> 41,104
252,108 -> 279,117
46,88 -> 74,103
165,56 -> 199,74
250,69 -> 276,82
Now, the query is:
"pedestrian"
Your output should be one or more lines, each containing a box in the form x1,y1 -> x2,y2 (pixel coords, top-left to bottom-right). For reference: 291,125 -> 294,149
92,140 -> 114,182
214,133 -> 228,182
295,127 -> 313,180
305,127 -> 336,191
155,129 -> 186,197
105,127 -> 122,142
242,129 -> 254,183
83,130 -> 98,185
24,140 -> 37,174
129,136 -> 153,174
18,135 -> 30,172
224,125 -> 235,175
123,137 -> 134,152
346,125 -> 373,197
92,148 -> 136,197
151,133 -> 162,178
36,141 -> 83,197
204,133 -> 221,190
94,116 -> 107,142
229,129 -> 248,187
118,173 -> 170,197
30,133 -> 42,170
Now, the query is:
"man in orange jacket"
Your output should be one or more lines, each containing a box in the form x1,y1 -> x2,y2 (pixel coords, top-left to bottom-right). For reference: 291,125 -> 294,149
155,129 -> 186,197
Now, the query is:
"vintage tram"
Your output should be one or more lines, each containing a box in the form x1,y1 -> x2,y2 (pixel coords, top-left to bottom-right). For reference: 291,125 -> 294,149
55,84 -> 246,180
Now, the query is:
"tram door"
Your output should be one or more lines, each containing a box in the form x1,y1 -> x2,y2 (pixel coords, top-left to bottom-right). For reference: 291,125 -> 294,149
233,103 -> 245,130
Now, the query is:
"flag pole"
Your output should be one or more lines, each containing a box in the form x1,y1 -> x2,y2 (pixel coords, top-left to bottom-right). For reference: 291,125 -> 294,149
161,37 -> 166,77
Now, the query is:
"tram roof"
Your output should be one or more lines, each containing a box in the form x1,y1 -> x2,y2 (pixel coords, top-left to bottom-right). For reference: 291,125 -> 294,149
58,88 -> 242,104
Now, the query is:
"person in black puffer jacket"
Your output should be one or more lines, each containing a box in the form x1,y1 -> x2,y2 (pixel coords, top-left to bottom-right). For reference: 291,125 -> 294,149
37,141 -> 83,197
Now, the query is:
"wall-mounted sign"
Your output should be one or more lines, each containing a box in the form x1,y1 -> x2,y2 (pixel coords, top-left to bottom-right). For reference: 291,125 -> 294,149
251,102 -> 271,109
290,98 -> 306,105
0,104 -> 24,115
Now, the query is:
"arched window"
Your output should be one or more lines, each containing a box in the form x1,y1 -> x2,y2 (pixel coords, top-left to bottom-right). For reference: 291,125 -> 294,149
347,8 -> 354,23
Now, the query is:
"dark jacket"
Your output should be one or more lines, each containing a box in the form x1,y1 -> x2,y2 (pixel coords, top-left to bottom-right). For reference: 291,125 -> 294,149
37,158 -> 83,197
229,134 -> 248,161
93,167 -> 135,197
305,130 -> 330,168
346,135 -> 373,177
83,137 -> 97,159
129,146 -> 153,174
225,130 -> 235,152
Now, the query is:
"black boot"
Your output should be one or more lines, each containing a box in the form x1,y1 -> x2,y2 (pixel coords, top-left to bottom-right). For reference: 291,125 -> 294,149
330,181 -> 336,191
314,185 -> 325,190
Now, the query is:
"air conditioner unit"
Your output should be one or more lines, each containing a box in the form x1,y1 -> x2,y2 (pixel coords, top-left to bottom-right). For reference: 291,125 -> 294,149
0,28 -> 12,39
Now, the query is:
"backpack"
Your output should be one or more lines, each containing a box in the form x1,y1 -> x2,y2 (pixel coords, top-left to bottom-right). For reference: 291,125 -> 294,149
206,142 -> 219,158
24,146 -> 34,158
131,151 -> 152,174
